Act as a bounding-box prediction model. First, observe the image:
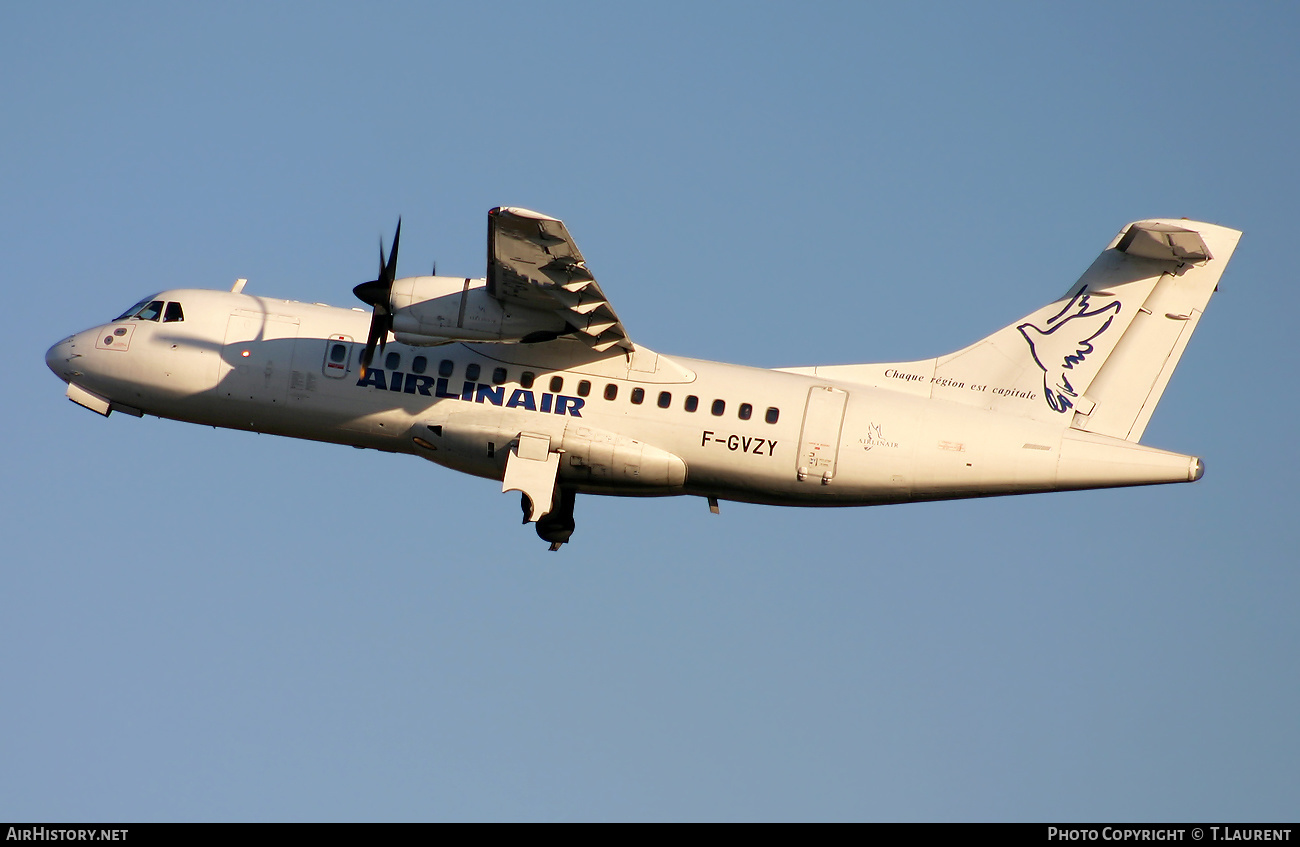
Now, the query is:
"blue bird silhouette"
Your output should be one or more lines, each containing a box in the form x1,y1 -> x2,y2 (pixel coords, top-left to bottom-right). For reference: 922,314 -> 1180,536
1017,289 -> 1122,413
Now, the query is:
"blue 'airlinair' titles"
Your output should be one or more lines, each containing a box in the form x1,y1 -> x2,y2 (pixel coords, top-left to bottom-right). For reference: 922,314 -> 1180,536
356,369 -> 585,417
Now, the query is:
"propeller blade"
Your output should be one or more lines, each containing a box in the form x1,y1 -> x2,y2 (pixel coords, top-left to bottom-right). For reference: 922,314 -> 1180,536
354,219 -> 402,379
385,220 -> 401,284
359,310 -> 388,378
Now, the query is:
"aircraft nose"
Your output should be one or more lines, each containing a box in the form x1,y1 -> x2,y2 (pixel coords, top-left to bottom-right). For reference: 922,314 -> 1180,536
46,336 -> 75,381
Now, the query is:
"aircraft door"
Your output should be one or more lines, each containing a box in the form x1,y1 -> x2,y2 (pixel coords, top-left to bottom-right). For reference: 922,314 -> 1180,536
320,335 -> 355,379
797,386 -> 848,484
217,311 -> 300,403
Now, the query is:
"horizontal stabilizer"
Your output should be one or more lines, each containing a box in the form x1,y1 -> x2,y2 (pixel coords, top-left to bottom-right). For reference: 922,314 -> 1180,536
1116,222 -> 1212,263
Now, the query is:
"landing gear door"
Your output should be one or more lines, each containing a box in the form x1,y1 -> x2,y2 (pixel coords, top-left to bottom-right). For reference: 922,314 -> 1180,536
797,386 -> 848,484
503,432 -> 560,521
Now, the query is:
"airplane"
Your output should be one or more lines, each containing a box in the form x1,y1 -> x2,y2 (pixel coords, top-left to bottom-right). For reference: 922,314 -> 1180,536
45,208 -> 1241,550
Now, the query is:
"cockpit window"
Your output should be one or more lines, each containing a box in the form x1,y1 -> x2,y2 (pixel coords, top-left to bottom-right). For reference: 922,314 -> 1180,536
132,300 -> 164,322
163,302 -> 184,322
114,295 -> 162,321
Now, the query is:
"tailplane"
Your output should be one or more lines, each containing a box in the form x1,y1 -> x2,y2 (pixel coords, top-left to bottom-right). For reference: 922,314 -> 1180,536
783,219 -> 1241,442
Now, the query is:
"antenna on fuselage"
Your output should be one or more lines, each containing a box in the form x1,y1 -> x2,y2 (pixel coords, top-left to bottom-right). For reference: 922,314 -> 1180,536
231,278 -> 248,294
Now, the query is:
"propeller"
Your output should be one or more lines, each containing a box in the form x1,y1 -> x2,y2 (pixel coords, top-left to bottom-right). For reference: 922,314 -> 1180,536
353,219 -> 401,379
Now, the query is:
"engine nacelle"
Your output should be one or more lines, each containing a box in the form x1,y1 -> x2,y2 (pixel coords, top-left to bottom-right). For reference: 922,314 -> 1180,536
389,276 -> 568,346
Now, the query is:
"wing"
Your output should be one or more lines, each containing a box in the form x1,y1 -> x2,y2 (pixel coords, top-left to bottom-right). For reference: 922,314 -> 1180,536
487,206 -> 633,353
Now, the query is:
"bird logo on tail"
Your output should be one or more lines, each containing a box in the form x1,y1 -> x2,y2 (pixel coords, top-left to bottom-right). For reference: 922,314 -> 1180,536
1018,289 -> 1122,413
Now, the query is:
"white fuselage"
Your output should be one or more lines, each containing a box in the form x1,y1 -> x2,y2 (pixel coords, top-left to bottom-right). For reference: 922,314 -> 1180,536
46,286 -> 1202,513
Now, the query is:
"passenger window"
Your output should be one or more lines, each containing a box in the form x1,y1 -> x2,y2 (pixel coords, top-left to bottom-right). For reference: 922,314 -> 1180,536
439,359 -> 454,377
163,302 -> 184,322
385,351 -> 400,370
711,399 -> 725,416
493,367 -> 508,385
604,384 -> 618,401
738,403 -> 753,421
658,391 -> 672,409
577,380 -> 591,397
631,387 -> 645,405
549,376 -> 563,392
466,363 -> 481,381
412,356 -> 427,374
685,395 -> 699,413
521,371 -> 536,389
329,343 -> 348,364
766,407 -> 780,424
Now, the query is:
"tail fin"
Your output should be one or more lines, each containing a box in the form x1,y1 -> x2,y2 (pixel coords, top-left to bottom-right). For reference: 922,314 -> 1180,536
785,219 -> 1242,442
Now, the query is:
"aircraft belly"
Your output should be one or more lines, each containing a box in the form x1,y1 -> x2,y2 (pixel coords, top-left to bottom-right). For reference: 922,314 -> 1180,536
405,401 -> 693,494
557,422 -> 687,492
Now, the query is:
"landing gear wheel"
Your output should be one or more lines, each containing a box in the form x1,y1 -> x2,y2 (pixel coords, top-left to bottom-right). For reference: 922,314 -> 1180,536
535,487 -> 577,551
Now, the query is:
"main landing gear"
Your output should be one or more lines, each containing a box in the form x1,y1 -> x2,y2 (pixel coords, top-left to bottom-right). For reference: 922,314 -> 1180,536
526,487 -> 577,552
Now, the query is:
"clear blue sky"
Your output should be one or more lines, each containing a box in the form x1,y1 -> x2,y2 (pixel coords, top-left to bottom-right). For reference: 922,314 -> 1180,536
3,1 -> 1296,821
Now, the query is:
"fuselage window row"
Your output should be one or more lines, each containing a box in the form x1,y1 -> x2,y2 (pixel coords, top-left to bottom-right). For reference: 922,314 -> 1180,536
362,351 -> 777,423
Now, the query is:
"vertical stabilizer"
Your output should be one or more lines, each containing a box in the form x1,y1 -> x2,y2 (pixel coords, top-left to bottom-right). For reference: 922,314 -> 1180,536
1069,221 -> 1240,441
781,219 -> 1241,443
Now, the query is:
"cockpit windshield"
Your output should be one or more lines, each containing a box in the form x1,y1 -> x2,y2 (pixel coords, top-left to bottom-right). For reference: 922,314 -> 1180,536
113,295 -> 182,322
114,295 -> 163,321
